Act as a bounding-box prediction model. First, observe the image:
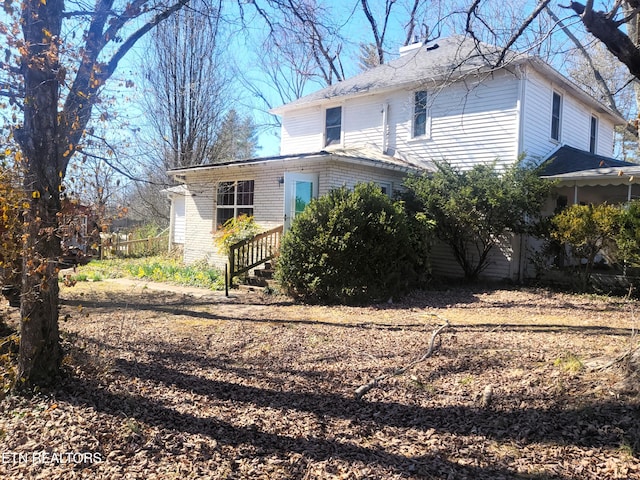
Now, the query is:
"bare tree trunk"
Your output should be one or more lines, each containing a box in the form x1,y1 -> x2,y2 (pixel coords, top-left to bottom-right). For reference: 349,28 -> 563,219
10,0 -> 191,388
18,194 -> 63,385
623,1 -> 640,140
15,0 -> 65,386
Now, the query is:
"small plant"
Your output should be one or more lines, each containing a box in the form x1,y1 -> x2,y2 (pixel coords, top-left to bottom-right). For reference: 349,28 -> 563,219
125,419 -> 142,435
553,352 -> 583,373
214,215 -> 260,254
459,375 -> 474,386
618,439 -> 635,458
409,375 -> 435,393
74,255 -> 224,290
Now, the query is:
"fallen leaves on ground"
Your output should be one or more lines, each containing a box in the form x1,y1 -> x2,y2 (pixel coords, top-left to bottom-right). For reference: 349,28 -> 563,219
1,282 -> 639,479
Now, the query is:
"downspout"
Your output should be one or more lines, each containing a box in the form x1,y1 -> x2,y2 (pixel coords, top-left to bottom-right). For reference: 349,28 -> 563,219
515,64 -> 526,158
381,103 -> 389,153
168,194 -> 175,253
516,65 -> 527,282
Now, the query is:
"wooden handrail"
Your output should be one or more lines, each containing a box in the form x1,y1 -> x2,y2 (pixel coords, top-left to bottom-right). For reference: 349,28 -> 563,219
228,225 -> 283,287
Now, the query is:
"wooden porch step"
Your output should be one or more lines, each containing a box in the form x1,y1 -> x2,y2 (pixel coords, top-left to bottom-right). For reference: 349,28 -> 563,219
254,268 -> 275,279
237,283 -> 267,293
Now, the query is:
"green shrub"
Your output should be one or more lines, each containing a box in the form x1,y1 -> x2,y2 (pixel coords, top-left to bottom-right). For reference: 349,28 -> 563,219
551,203 -> 621,288
616,200 -> 640,272
276,183 -> 430,304
404,159 -> 551,281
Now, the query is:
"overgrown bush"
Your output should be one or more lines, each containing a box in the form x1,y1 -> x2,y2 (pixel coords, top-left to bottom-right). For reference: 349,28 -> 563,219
276,183 -> 431,304
214,214 -> 260,254
616,200 -> 640,273
405,159 -> 551,281
551,203 -> 621,289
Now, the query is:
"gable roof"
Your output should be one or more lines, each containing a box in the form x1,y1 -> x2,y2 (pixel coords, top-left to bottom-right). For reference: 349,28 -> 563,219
271,36 -> 625,124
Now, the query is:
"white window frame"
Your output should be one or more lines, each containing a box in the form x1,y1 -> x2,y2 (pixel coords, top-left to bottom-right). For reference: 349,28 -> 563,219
215,179 -> 255,229
551,91 -> 562,142
378,182 -> 392,197
411,90 -> 430,139
324,105 -> 343,147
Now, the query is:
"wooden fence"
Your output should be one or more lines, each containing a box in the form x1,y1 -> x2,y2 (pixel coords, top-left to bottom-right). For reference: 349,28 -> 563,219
100,231 -> 169,259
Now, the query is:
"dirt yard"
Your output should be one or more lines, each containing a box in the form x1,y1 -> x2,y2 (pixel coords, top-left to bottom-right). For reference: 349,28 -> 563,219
1,280 -> 639,479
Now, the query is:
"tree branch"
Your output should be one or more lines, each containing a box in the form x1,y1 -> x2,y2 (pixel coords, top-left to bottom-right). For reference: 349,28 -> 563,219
494,0 -> 552,66
546,6 -> 621,116
354,317 -> 450,400
105,0 -> 192,80
563,2 -> 640,80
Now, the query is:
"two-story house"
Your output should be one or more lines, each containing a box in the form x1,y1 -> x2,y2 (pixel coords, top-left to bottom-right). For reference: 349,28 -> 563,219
167,35 -> 634,281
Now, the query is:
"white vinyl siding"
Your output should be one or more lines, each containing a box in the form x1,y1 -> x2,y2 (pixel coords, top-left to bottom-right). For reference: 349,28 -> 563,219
342,97 -> 386,147
172,195 -> 186,244
180,158 -> 405,268
280,107 -> 323,154
392,73 -> 520,170
520,68 -> 617,159
279,72 -> 521,170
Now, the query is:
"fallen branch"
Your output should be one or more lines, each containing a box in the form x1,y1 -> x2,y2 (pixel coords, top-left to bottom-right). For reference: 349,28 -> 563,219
591,344 -> 639,371
354,317 -> 450,400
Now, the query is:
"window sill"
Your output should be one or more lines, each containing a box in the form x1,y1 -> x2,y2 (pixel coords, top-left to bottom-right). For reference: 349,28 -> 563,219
408,135 -> 431,143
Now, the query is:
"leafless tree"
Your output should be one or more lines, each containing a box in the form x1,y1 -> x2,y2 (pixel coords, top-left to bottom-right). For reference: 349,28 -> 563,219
245,0 -> 347,86
0,0 -> 192,387
143,0 -> 229,171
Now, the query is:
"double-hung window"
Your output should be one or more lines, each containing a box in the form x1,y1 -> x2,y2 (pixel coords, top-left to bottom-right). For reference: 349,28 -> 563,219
413,90 -> 428,138
589,115 -> 598,154
216,180 -> 254,227
325,106 -> 342,146
551,91 -> 562,141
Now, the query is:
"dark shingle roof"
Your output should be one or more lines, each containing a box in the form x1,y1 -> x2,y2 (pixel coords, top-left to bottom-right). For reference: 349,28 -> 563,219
540,146 -> 635,176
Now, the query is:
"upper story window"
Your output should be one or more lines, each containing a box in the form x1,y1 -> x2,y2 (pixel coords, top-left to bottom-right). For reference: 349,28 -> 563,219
589,115 -> 598,154
413,90 -> 428,137
325,106 -> 342,146
216,180 -> 254,228
551,91 -> 562,141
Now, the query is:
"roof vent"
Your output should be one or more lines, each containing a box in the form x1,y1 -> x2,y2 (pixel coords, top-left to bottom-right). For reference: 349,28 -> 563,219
400,25 -> 434,56
399,42 -> 424,56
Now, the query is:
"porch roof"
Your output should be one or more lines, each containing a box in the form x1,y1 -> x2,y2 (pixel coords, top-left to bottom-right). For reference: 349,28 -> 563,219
540,146 -> 640,186
167,146 -> 426,177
